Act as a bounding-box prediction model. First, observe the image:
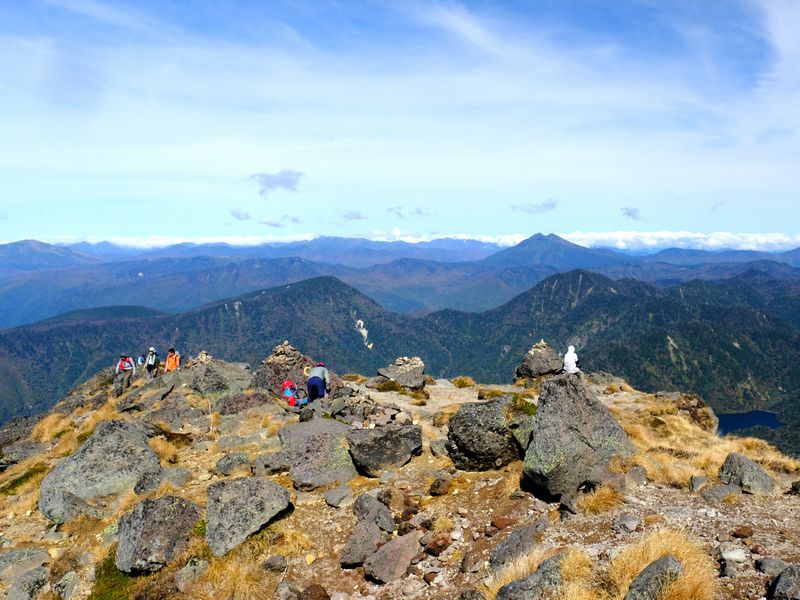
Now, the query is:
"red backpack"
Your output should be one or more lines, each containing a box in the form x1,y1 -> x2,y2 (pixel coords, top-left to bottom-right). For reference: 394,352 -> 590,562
282,380 -> 298,405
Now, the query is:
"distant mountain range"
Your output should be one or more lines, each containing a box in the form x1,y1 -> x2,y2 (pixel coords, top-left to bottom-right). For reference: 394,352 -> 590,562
1,234 -> 800,328
2,269 -> 799,456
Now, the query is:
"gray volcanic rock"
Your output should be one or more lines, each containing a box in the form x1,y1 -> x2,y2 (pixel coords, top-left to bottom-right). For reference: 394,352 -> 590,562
279,420 -> 357,490
340,521 -> 385,567
515,340 -> 563,380
346,424 -> 422,477
0,549 -> 50,585
39,420 -> 161,523
190,360 -> 251,396
5,566 -> 49,600
446,398 -> 519,471
363,530 -> 422,583
523,374 -> 634,499
252,452 -> 290,476
496,552 -> 564,600
215,392 -> 271,415
214,452 -> 251,476
625,554 -> 682,600
719,452 -> 776,495
116,495 -> 201,573
489,519 -> 549,572
377,356 -> 426,390
770,564 -> 800,599
206,478 -> 291,556
353,493 -> 395,533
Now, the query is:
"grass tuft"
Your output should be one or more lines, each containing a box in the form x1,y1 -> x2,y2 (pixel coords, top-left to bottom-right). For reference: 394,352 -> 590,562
606,529 -> 716,600
477,546 -> 559,599
576,484 -> 624,514
88,547 -> 133,600
452,376 -> 476,388
0,462 -> 50,496
375,379 -> 403,392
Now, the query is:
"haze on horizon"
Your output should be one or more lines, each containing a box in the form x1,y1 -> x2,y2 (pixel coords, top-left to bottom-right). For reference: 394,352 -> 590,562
1,0 -> 799,252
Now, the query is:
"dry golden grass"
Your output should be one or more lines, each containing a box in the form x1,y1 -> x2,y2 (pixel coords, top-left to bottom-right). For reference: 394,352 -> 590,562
576,484 -> 624,514
148,437 -> 179,465
477,545 -> 560,599
342,373 -> 367,383
496,462 -> 524,499
452,376 -> 476,388
606,529 -> 716,600
195,558 -> 274,600
268,520 -> 315,556
610,394 -> 798,488
31,413 -> 73,443
478,388 -> 507,399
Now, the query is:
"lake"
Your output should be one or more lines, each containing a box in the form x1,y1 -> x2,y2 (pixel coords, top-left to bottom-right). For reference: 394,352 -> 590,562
717,410 -> 783,435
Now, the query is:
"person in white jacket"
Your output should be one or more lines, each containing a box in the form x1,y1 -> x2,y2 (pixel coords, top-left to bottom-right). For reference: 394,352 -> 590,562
563,346 -> 581,374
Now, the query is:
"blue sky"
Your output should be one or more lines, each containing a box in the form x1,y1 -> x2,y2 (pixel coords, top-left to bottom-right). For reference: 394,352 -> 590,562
0,0 -> 799,251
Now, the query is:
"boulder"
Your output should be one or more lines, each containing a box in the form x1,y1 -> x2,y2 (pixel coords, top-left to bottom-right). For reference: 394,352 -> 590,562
363,530 -> 422,583
214,453 -> 251,476
489,519 -> 549,572
215,392 -> 271,415
0,549 -> 50,585
190,360 -> 251,396
624,554 -> 682,600
719,453 -> 776,495
206,478 -> 291,556
279,420 -> 357,490
174,558 -> 209,593
354,493 -> 395,532
39,420 -> 162,523
143,395 -> 207,435
496,552 -> 564,600
523,374 -> 634,499
377,357 -> 426,390
4,566 -> 49,600
757,558 -> 790,577
325,484 -> 354,508
340,521 -> 385,567
674,393 -> 718,433
446,398 -> 520,471
770,565 -> 800,600
252,452 -> 290,477
515,340 -> 563,380
346,424 -> 422,477
116,495 -> 202,573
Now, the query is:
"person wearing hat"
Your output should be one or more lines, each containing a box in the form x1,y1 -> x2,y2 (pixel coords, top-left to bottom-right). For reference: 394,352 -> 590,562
306,361 -> 330,402
114,353 -> 136,396
145,347 -> 161,379
164,347 -> 181,372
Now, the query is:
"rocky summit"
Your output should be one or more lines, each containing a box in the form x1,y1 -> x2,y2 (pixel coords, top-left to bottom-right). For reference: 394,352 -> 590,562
0,345 -> 799,600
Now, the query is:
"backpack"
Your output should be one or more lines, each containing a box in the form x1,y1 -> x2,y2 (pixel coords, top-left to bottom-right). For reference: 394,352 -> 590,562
282,379 -> 298,406
118,357 -> 132,371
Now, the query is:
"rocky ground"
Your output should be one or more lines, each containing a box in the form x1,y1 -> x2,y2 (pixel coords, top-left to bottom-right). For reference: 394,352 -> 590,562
0,342 -> 799,600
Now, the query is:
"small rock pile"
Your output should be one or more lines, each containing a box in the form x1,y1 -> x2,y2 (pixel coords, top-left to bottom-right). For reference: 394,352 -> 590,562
366,356 -> 427,391
250,341 -> 342,395
515,340 -> 563,381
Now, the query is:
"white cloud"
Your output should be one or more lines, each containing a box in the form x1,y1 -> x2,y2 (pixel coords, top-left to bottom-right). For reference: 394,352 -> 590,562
621,207 -> 643,221
561,230 -> 800,252
512,201 -> 557,214
341,210 -> 366,220
228,208 -> 251,221
251,170 -> 305,197
258,214 -> 301,228
38,0 -> 160,33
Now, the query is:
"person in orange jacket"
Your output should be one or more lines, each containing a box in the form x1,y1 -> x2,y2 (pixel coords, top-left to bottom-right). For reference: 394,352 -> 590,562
164,347 -> 181,372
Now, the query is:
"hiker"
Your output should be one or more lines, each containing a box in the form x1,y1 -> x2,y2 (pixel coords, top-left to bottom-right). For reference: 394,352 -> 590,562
137,354 -> 146,366
164,347 -> 181,372
115,353 -> 136,396
145,347 -> 160,379
307,362 -> 330,402
563,345 -> 581,374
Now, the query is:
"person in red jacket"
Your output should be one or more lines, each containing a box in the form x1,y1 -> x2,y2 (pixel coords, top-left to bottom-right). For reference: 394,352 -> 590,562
114,353 -> 136,396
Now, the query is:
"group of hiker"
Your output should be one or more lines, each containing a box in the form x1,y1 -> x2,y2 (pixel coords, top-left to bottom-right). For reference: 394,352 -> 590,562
114,347 -> 181,396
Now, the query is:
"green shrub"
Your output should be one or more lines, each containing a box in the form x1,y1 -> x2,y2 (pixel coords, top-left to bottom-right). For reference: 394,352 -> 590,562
88,548 -> 133,600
